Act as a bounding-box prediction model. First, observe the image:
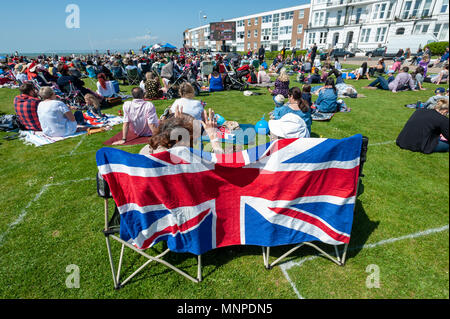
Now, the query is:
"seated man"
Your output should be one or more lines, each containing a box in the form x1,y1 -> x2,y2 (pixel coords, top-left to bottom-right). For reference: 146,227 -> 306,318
363,67 -> 417,93
113,87 -> 159,145
14,82 -> 42,131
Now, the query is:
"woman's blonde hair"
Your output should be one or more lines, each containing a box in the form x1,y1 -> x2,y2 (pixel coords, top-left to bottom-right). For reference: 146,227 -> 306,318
39,86 -> 54,100
435,98 -> 449,111
179,82 -> 195,99
145,71 -> 156,81
278,68 -> 289,82
84,93 -> 100,108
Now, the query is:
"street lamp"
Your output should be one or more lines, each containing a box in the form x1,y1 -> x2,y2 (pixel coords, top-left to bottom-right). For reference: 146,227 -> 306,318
199,10 -> 207,26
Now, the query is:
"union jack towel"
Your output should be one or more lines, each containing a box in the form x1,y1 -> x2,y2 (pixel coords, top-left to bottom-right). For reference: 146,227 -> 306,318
96,134 -> 363,255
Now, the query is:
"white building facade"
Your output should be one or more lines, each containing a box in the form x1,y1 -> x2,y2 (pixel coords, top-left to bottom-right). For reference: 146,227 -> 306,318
305,0 -> 449,51
183,0 -> 448,52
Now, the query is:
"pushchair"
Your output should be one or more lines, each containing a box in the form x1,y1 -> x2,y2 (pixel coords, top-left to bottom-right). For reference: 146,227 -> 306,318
223,64 -> 249,91
165,66 -> 202,100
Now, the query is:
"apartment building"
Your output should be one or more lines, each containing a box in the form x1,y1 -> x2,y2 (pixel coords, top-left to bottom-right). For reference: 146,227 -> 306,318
305,0 -> 449,51
183,0 -> 448,52
183,4 -> 310,52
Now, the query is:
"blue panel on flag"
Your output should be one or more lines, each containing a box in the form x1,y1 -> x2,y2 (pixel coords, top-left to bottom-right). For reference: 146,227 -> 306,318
97,148 -> 167,168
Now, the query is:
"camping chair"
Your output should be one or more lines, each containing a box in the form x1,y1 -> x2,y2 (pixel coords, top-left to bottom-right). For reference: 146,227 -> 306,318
96,172 -> 203,289
126,68 -> 141,86
200,61 -> 214,83
261,136 -> 369,270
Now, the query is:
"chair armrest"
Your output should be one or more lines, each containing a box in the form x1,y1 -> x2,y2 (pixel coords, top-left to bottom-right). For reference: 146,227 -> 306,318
96,171 -> 112,199
359,136 -> 369,177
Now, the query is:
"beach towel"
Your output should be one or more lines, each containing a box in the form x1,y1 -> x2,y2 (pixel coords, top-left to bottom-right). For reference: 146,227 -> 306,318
312,112 -> 335,121
19,113 -> 123,147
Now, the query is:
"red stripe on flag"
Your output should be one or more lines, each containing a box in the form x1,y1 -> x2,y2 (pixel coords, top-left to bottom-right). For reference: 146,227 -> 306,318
269,207 -> 350,244
139,208 -> 211,249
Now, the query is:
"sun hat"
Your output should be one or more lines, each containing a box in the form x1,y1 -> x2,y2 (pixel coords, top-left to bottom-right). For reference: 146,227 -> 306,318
274,94 -> 285,105
268,113 -> 310,139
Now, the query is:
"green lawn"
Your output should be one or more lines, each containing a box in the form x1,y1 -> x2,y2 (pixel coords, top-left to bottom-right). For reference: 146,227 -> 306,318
0,67 -> 448,299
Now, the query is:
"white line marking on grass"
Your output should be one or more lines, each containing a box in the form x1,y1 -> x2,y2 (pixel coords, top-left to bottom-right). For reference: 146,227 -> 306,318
280,224 -> 449,299
368,140 -> 396,146
69,134 -> 87,155
0,178 -> 95,247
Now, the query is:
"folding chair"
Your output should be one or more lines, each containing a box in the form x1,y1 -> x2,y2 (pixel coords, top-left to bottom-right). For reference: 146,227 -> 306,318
96,172 -> 202,290
200,61 -> 214,83
126,68 -> 141,86
262,136 -> 369,269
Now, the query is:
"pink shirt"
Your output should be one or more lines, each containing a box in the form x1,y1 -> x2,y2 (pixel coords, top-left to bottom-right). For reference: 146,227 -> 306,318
123,99 -> 158,136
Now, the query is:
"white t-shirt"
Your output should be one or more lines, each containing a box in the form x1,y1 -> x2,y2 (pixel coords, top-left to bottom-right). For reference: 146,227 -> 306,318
37,100 -> 77,137
97,81 -> 116,97
170,98 -> 204,121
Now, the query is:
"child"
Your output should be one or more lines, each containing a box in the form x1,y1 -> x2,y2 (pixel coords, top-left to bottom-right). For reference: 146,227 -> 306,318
302,84 -> 312,107
423,87 -> 449,109
84,93 -> 103,117
334,58 -> 342,71
270,94 -> 286,120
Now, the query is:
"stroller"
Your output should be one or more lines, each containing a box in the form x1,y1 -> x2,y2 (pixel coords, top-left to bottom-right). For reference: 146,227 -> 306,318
165,66 -> 202,100
223,64 -> 249,91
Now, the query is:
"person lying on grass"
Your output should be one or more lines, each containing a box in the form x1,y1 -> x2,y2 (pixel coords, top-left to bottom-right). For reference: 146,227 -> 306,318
396,99 -> 449,154
363,66 -> 417,93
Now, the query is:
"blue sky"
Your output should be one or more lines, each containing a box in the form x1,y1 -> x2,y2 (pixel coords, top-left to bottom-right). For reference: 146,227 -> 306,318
0,0 -> 308,54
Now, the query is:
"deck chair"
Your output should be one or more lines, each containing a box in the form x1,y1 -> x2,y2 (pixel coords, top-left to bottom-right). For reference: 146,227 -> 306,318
96,171 -> 202,290
126,68 -> 141,86
261,136 -> 369,269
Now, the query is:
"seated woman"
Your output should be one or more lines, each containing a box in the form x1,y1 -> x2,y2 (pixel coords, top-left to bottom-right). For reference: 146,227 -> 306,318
314,78 -> 338,113
140,107 -> 223,156
208,71 -> 224,92
411,66 -> 426,90
307,68 -> 321,84
170,82 -> 205,121
396,99 -> 449,154
143,72 -> 164,99
271,86 -> 312,135
56,64 -> 92,96
355,62 -> 370,80
268,68 -> 290,98
96,73 -> 117,98
430,64 -> 449,84
257,65 -> 271,84
301,58 -> 312,73
37,86 -> 86,137
84,93 -> 103,117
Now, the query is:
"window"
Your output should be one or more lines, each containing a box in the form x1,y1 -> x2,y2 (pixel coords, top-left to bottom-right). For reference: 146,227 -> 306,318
254,18 -> 258,25
396,27 -> 405,35
262,28 -> 271,41
412,0 -> 423,17
299,9 -> 305,19
372,3 -> 381,19
248,19 -> 252,26
296,39 -> 302,48
247,30 -> 251,38
319,32 -> 328,44
308,32 -> 316,45
355,8 -> 363,24
375,27 -> 387,42
280,40 -> 291,48
237,20 -> 245,27
325,12 -> 329,25
402,1 -> 412,19
254,29 -> 258,37
434,23 -> 442,37
337,11 -> 342,26
422,0 -> 432,16
439,23 -> 449,40
262,15 -> 272,23
360,28 -> 371,42
254,42 -> 258,49
281,11 -> 294,20
297,24 -> 303,34
280,26 -> 292,35
441,0 -> 449,13
379,3 -> 387,19
414,23 -> 430,34
237,31 -> 245,40
387,2 -> 394,18
314,11 -> 325,26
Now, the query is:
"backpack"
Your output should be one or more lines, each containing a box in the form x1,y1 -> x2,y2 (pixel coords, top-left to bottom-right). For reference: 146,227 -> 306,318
0,114 -> 24,132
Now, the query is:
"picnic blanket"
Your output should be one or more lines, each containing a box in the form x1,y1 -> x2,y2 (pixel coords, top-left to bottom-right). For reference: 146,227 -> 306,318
103,125 -> 151,146
312,112 -> 335,121
19,113 -> 123,147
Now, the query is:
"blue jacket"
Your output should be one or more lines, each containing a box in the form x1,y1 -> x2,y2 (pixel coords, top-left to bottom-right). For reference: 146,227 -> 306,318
315,88 -> 338,113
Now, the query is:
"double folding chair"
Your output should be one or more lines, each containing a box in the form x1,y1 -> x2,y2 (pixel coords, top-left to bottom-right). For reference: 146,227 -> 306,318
262,136 -> 369,269
96,172 -> 202,289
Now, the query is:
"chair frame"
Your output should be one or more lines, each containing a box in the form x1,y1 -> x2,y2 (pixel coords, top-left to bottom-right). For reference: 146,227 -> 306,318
97,173 -> 202,289
262,136 -> 369,269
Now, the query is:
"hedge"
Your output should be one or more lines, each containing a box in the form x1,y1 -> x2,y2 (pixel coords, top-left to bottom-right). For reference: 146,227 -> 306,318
237,50 -> 307,60
424,41 -> 449,55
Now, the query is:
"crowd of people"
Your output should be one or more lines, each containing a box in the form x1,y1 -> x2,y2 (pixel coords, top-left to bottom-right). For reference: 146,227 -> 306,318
0,43 -> 448,154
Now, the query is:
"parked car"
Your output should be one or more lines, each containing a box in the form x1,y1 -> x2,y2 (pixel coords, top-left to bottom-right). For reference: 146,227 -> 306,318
320,48 -> 355,60
365,47 -> 387,58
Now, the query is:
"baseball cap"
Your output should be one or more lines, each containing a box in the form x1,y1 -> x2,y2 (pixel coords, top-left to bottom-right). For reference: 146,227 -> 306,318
268,113 -> 310,139
435,87 -> 446,94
